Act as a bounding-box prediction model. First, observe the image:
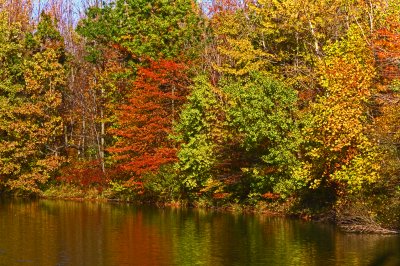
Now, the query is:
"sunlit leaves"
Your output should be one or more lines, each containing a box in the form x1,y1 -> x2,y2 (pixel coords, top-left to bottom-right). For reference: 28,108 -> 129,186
175,76 -> 222,190
301,27 -> 380,193
108,59 -> 190,183
175,73 -> 300,198
0,12 -> 66,194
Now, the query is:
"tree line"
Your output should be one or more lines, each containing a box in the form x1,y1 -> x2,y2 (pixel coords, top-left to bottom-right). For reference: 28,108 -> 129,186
0,0 -> 399,229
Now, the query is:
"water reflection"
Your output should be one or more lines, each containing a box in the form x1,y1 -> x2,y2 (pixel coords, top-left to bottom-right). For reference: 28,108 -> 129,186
0,199 -> 398,266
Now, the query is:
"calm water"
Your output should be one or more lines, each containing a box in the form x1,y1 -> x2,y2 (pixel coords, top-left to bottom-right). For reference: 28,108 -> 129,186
0,199 -> 399,266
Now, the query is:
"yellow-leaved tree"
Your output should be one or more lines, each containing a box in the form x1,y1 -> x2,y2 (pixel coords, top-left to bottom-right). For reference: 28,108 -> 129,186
298,26 -> 381,197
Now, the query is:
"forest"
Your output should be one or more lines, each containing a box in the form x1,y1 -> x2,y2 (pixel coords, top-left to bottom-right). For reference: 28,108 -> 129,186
0,0 -> 399,231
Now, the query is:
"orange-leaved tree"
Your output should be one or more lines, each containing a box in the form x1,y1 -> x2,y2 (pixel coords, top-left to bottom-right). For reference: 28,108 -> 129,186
108,59 -> 191,185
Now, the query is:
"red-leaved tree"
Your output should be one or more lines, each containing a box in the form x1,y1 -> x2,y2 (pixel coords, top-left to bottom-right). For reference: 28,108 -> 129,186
373,18 -> 400,83
108,59 -> 191,183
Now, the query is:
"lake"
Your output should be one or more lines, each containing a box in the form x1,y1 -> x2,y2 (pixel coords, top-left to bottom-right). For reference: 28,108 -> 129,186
0,198 -> 399,265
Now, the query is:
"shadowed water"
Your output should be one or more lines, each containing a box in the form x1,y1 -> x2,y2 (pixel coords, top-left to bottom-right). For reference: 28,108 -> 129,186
0,198 -> 399,266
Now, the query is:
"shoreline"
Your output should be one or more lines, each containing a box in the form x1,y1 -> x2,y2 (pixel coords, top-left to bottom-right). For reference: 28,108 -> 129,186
2,185 -> 398,235
36,193 -> 399,235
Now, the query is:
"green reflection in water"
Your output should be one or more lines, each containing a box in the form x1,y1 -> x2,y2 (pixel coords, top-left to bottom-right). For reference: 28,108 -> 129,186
0,199 -> 398,266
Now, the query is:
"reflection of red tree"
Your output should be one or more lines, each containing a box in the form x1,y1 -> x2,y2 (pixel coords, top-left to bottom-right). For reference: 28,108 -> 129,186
108,210 -> 173,265
108,59 -> 190,183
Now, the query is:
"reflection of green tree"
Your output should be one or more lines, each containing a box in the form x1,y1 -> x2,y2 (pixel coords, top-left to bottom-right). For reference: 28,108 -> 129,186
166,210 -> 399,266
169,209 -> 212,266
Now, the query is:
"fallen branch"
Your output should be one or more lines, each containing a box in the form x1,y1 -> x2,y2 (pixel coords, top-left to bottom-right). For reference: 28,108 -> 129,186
337,215 -> 399,234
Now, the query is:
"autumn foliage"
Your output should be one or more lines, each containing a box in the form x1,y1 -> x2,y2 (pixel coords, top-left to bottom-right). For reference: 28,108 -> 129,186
1,0 -> 400,229
108,59 -> 191,181
58,160 -> 106,186
373,18 -> 400,83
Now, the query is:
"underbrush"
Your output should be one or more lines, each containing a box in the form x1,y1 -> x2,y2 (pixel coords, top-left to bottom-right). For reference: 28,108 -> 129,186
42,183 -> 103,200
